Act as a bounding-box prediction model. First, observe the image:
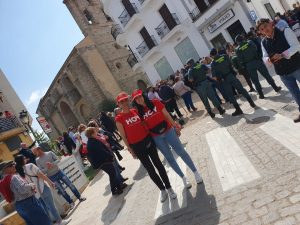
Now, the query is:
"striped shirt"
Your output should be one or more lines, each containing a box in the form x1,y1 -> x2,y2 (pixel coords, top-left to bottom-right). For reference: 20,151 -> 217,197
10,174 -> 34,202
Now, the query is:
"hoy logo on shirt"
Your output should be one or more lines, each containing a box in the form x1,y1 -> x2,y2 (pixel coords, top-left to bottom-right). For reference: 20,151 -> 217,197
143,107 -> 157,119
125,115 -> 140,125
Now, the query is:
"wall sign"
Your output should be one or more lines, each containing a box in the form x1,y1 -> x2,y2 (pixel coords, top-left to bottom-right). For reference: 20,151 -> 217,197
36,116 -> 52,134
249,10 -> 257,21
208,9 -> 235,33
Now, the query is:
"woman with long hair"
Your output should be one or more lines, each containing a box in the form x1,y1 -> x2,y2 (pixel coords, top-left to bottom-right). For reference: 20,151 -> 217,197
14,155 -> 71,225
115,92 -> 176,202
132,89 -> 203,188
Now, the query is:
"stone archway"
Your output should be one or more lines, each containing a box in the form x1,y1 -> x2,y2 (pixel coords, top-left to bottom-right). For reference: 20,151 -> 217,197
60,101 -> 79,128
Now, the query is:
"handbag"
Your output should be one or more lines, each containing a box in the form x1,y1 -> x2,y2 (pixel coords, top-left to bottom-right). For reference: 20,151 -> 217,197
149,121 -> 168,134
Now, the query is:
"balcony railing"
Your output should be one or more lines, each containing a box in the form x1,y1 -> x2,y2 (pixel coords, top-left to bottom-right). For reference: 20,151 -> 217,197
111,24 -> 123,39
189,0 -> 219,22
118,3 -> 139,27
136,36 -> 158,58
138,0 -> 145,4
155,13 -> 180,39
127,53 -> 139,68
0,117 -> 22,134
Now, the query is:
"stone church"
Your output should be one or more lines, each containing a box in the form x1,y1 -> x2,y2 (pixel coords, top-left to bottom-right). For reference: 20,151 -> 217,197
37,0 -> 148,139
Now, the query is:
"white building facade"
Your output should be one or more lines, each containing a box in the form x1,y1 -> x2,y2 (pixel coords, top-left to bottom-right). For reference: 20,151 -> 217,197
103,0 -> 295,84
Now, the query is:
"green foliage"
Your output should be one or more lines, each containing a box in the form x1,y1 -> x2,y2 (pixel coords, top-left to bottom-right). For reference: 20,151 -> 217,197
99,99 -> 116,112
32,130 -> 48,143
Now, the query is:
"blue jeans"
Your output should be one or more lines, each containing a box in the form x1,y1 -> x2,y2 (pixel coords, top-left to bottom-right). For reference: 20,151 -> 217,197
181,92 -> 195,110
113,161 -> 123,183
280,68 -> 300,111
49,170 -> 81,204
153,128 -> 197,178
15,196 -> 51,225
40,185 -> 61,223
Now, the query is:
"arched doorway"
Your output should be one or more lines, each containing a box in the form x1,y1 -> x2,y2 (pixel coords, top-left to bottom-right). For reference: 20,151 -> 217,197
60,101 -> 79,128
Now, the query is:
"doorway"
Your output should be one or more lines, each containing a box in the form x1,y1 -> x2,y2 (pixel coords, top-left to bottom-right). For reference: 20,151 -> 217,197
210,33 -> 227,51
227,20 -> 246,42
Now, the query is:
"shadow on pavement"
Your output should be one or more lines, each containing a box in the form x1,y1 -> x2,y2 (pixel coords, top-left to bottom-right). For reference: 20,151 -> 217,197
101,183 -> 134,225
189,110 -> 204,119
213,113 -> 243,127
132,162 -> 147,181
154,184 -> 220,225
89,170 -> 104,187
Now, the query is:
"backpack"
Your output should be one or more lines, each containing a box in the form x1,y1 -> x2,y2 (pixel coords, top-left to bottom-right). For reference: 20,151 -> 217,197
0,175 -> 14,203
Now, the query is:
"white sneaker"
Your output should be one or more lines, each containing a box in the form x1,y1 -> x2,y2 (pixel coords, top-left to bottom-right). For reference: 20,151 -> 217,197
182,176 -> 192,189
167,188 -> 177,199
60,218 -> 72,225
194,171 -> 203,184
160,190 -> 168,202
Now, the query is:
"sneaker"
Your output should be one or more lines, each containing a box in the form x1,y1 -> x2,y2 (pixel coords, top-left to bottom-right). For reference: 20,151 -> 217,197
182,176 -> 192,189
274,86 -> 282,92
167,188 -> 177,199
60,218 -> 72,225
79,197 -> 86,202
194,171 -> 203,184
112,188 -> 123,196
232,108 -> 243,116
69,202 -> 75,210
294,115 -> 300,123
160,190 -> 168,202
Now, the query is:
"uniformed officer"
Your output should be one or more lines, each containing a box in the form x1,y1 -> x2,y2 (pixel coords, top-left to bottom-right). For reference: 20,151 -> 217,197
187,58 -> 225,118
235,35 -> 281,99
210,48 -> 257,116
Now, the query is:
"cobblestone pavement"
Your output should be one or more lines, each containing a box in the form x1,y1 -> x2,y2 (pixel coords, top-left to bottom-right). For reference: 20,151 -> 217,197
67,73 -> 300,225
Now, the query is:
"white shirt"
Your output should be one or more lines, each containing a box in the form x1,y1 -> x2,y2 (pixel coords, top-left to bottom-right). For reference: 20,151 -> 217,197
23,163 -> 45,199
262,28 -> 300,63
80,131 -> 88,144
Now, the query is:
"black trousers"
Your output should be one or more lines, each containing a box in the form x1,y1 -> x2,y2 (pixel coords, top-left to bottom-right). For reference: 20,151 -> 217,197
131,136 -> 171,190
165,98 -> 183,118
101,163 -> 121,192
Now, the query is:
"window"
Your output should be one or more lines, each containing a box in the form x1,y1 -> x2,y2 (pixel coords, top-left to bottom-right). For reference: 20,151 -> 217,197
174,37 -> 200,64
264,3 -> 276,19
5,136 -> 22,152
83,9 -> 93,24
154,57 -> 174,80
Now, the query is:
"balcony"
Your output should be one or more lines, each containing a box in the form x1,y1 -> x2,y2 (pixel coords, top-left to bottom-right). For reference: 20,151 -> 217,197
189,0 -> 219,22
136,36 -> 158,58
111,24 -> 123,40
0,117 -> 22,135
118,3 -> 139,27
127,53 -> 139,68
155,13 -> 180,39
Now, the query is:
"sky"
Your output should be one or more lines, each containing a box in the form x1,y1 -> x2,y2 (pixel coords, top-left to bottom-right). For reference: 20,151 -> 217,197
0,1 -> 84,132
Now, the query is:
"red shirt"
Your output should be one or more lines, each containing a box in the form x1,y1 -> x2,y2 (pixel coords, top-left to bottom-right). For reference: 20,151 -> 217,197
142,99 -> 172,136
115,109 -> 149,144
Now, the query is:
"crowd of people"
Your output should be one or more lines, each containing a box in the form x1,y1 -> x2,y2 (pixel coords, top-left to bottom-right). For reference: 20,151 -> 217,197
0,15 -> 300,225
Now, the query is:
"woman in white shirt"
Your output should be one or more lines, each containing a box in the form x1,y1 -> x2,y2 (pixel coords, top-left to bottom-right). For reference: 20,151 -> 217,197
15,155 -> 71,225
173,76 -> 197,112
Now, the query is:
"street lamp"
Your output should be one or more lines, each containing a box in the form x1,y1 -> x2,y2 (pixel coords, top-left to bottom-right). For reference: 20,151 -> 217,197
19,110 -> 39,144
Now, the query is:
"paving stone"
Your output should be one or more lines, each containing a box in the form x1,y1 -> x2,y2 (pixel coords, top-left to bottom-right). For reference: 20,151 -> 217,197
248,206 -> 268,219
253,196 -> 275,208
275,190 -> 291,200
279,203 -> 300,217
274,216 -> 296,225
289,193 -> 300,204
261,211 -> 280,224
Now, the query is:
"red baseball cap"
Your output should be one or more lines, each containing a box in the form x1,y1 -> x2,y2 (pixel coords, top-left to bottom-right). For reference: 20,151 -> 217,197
116,92 -> 129,103
131,89 -> 143,100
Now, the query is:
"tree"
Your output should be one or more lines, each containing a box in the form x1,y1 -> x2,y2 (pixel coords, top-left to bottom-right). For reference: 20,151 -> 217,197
32,130 -> 48,143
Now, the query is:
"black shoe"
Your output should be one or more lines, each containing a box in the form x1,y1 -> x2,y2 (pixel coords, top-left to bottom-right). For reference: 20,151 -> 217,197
294,115 -> 300,123
218,107 -> 226,115
232,108 -> 243,116
259,94 -> 265,99
122,177 -> 129,182
79,197 -> 86,202
248,99 -> 256,108
274,86 -> 282,92
208,111 -> 215,118
192,107 -> 197,111
121,183 -> 128,189
249,88 -> 256,92
112,188 -> 123,195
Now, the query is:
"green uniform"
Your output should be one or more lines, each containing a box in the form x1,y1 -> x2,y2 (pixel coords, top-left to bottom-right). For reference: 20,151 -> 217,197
236,40 -> 278,96
211,54 -> 252,106
188,63 -> 221,112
